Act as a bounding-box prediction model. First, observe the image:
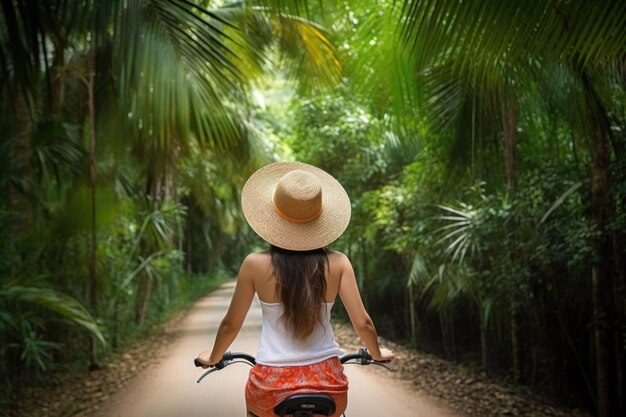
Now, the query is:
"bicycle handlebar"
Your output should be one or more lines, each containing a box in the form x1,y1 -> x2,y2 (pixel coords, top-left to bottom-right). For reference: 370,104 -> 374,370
194,348 -> 394,383
194,351 -> 256,370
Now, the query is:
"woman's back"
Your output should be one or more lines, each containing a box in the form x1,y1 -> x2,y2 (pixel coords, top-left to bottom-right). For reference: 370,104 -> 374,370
256,300 -> 341,365
246,250 -> 345,304
245,249 -> 344,366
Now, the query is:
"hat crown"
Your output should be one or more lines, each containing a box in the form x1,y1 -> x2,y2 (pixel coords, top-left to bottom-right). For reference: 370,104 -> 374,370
273,170 -> 322,223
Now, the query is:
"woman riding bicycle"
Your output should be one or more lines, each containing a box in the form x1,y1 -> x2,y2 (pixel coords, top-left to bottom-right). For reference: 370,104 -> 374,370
196,161 -> 394,417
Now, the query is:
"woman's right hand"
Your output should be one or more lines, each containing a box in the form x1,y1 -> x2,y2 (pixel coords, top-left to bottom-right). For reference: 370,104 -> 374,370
373,347 -> 394,362
196,349 -> 216,369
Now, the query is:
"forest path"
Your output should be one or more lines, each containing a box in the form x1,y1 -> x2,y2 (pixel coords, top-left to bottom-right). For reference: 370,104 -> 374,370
93,280 -> 463,417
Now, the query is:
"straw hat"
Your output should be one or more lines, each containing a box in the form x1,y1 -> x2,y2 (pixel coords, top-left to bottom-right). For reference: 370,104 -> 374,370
241,161 -> 351,251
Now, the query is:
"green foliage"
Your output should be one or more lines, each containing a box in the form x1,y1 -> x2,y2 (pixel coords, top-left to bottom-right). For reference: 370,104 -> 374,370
9,324 -> 61,373
0,1 -> 344,410
288,86 -> 391,192
1,0 -> 624,415
1,285 -> 105,345
273,2 -> 625,413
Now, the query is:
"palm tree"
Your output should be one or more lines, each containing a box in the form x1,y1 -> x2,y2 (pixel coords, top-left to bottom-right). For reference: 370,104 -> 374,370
0,0 -> 342,379
395,2 -> 625,415
109,1 -> 341,323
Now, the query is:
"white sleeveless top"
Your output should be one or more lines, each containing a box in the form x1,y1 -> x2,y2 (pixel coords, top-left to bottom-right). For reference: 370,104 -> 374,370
256,300 -> 344,366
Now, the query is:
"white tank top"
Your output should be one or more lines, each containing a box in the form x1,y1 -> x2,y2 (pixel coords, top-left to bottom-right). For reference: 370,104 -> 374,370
256,300 -> 344,366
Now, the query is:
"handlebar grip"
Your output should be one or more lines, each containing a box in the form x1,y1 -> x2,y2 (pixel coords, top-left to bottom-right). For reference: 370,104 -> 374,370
194,358 -> 222,368
195,352 -> 256,369
358,348 -> 392,363
340,348 -> 372,364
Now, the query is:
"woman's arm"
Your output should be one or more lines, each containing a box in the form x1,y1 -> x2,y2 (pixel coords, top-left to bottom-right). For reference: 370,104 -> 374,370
337,254 -> 394,362
196,254 -> 257,367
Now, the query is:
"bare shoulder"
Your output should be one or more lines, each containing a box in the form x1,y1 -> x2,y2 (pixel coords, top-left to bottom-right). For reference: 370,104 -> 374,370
243,250 -> 270,263
236,252 -> 271,294
241,251 -> 271,271
327,250 -> 352,270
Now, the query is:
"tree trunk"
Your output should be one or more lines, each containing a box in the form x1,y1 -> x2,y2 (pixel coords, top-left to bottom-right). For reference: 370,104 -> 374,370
503,101 -> 523,383
49,35 -> 66,116
450,310 -> 457,361
612,230 -> 625,416
510,304 -> 523,382
135,270 -> 154,326
8,88 -> 34,241
502,103 -> 517,193
135,159 -> 175,325
359,237 -> 368,306
87,54 -> 98,313
582,72 -> 613,417
408,283 -> 417,347
84,51 -> 100,369
439,313 -> 448,356
186,215 -> 193,274
480,310 -> 489,374
135,171 -> 157,326
590,212 -> 611,417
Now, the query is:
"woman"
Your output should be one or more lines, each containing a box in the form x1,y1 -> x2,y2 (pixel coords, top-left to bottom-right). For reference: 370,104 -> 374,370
196,161 -> 394,417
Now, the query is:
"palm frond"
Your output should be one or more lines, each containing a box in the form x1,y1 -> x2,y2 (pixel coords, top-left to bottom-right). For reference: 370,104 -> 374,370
436,203 -> 477,263
407,252 -> 429,287
270,12 -> 342,89
401,0 -> 626,72
437,204 -> 474,217
342,2 -> 420,132
251,0 -> 326,20
420,263 -> 475,310
539,182 -> 583,224
2,285 -> 106,345
115,0 -> 248,152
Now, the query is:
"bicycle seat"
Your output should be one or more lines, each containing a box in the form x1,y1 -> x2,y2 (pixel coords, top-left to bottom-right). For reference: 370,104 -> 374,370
273,393 -> 336,416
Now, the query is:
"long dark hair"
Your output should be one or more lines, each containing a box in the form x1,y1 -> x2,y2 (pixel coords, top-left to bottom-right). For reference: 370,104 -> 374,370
270,245 -> 328,341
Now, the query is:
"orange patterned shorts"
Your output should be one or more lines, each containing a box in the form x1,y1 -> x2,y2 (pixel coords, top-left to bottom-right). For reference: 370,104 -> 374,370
245,357 -> 348,417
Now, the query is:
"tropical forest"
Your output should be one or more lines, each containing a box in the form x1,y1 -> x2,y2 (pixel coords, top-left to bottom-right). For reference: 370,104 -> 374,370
1,1 -> 624,417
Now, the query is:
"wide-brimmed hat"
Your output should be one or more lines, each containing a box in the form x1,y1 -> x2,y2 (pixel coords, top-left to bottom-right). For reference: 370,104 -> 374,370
241,161 -> 351,251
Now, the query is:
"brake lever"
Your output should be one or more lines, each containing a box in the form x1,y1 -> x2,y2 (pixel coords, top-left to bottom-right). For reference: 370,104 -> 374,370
342,359 -> 396,372
196,367 -> 219,383
196,358 -> 236,383
370,361 -> 397,372
228,360 -> 254,367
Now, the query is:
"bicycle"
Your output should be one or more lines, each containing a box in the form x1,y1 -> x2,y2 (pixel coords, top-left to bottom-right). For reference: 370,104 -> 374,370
194,348 -> 395,417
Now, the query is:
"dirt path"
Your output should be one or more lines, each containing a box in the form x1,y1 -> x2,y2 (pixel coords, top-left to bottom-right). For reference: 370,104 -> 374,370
93,281 -> 463,417
15,280 -> 592,417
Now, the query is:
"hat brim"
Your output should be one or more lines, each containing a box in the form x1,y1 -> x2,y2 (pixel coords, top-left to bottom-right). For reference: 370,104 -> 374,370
241,162 -> 351,251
